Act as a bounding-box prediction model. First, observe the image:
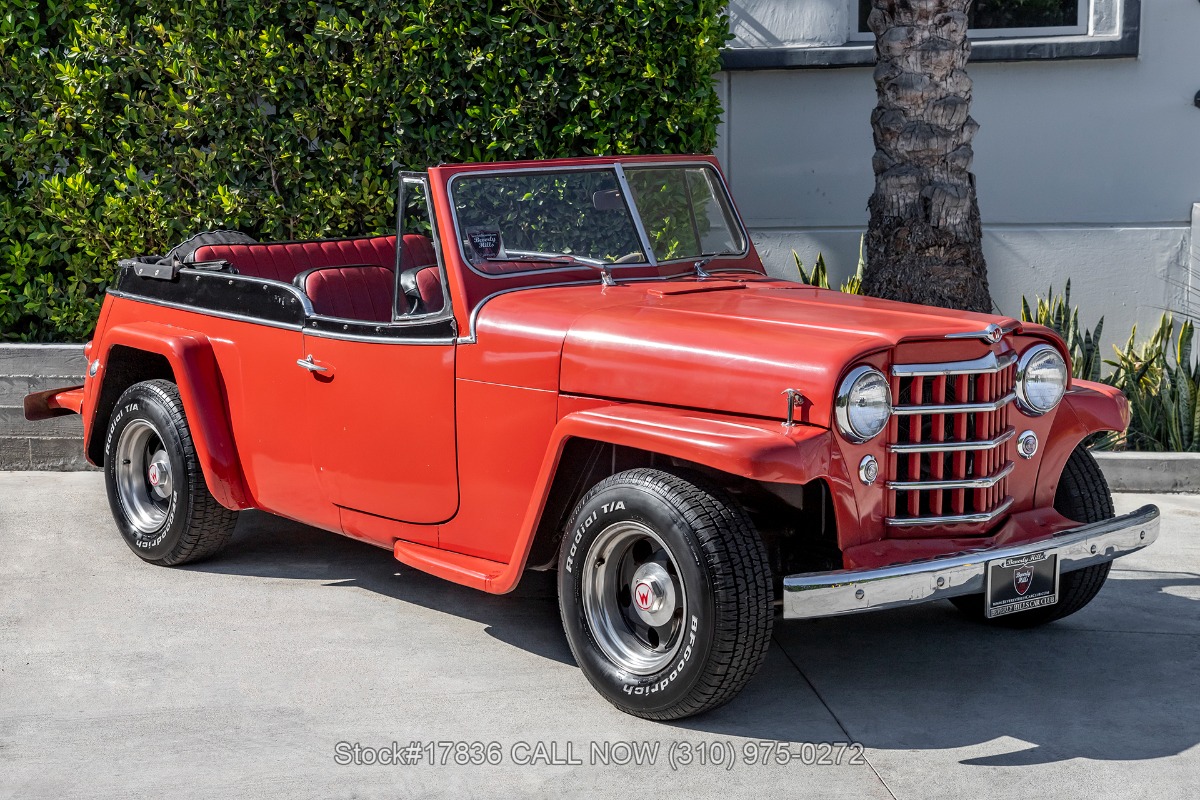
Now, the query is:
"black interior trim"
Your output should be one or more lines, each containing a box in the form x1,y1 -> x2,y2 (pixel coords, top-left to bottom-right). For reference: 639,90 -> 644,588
115,266 -> 306,326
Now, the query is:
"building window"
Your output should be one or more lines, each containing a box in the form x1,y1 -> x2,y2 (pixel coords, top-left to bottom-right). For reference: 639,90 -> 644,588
723,0 -> 1139,70
855,0 -> 1088,40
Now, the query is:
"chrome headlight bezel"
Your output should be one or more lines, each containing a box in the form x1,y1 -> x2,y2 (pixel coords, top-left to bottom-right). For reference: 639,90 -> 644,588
835,366 -> 893,444
1016,343 -> 1068,416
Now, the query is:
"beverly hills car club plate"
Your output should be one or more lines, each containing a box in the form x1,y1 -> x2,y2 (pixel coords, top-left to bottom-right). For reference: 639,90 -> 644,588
985,550 -> 1060,618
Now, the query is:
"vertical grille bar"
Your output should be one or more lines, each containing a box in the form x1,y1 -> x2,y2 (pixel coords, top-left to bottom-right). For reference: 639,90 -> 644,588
930,375 -> 947,514
951,374 -> 969,514
908,375 -> 924,517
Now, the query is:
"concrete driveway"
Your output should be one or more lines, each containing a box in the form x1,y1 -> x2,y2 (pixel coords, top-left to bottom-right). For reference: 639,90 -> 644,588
2,472 -> 1197,799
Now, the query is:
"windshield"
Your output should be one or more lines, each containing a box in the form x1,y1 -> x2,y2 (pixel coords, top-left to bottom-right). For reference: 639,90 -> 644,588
450,164 -> 746,276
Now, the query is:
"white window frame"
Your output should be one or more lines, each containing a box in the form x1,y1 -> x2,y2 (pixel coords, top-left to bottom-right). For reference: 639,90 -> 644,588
847,0 -> 1090,42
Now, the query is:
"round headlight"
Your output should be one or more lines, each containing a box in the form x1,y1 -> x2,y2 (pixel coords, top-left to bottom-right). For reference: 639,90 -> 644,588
1016,344 -> 1068,415
835,366 -> 892,443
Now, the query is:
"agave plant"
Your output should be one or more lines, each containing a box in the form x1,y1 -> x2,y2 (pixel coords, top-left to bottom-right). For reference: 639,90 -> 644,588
792,235 -> 864,295
793,251 -> 831,289
1019,280 -> 1104,381
1105,314 -> 1200,452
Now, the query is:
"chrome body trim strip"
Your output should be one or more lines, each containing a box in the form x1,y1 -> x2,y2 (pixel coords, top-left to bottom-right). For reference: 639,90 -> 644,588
891,351 -> 1017,378
892,391 -> 1017,416
108,290 -> 457,346
887,461 -> 1014,491
885,496 -> 1014,527
888,427 -> 1015,454
303,328 -> 457,345
944,322 -> 1019,342
783,504 -> 1161,619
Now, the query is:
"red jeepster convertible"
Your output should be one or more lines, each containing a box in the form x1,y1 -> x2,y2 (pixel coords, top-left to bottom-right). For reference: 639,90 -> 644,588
26,155 -> 1159,720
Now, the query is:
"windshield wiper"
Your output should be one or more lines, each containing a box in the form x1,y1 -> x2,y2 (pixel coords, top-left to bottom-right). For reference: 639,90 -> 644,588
692,253 -> 719,280
484,254 -> 616,286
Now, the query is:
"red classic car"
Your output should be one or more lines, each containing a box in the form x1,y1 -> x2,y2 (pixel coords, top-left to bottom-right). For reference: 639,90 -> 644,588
26,155 -> 1159,720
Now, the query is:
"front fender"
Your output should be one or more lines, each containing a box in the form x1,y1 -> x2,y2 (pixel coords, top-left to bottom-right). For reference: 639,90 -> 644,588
478,403 -> 850,595
555,404 -> 835,483
1034,379 -> 1130,508
89,322 -> 251,510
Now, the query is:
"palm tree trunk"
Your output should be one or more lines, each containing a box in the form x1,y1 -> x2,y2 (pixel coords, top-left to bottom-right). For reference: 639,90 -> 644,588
861,0 -> 993,314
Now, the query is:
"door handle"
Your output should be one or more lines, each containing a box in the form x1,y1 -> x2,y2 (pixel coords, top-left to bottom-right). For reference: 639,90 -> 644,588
297,355 -> 330,373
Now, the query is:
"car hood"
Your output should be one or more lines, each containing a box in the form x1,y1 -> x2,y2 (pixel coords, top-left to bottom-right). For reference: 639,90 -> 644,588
558,279 -> 1017,427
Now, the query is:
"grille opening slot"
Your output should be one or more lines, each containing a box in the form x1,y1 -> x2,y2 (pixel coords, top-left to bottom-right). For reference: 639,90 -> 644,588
887,356 -> 1016,528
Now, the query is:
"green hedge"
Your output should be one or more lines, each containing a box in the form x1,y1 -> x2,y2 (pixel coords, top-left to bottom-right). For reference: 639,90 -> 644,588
0,1 -> 729,341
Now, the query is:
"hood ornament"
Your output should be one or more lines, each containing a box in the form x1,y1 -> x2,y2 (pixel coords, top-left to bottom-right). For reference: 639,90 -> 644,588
945,322 -> 1016,344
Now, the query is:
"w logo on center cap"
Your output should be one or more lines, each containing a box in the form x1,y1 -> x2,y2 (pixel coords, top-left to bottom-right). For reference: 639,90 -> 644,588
634,582 -> 653,610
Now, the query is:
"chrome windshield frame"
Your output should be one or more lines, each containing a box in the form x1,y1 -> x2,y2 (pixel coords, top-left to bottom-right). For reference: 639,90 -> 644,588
444,160 -> 751,281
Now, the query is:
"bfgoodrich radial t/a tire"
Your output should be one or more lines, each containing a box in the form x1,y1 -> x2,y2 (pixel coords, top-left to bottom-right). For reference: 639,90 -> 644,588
558,469 -> 773,720
952,445 -> 1115,627
103,380 -> 238,566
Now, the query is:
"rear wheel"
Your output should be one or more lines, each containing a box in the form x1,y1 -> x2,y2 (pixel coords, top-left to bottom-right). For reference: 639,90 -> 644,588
558,469 -> 773,720
104,380 -> 237,565
951,445 -> 1114,627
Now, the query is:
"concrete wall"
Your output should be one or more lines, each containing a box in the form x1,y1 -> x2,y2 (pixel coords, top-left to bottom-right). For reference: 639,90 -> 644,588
717,1 -> 1200,348
0,345 -> 91,470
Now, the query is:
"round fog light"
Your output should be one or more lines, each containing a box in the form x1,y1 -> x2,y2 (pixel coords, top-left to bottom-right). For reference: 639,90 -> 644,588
1017,430 -> 1039,459
859,455 -> 879,485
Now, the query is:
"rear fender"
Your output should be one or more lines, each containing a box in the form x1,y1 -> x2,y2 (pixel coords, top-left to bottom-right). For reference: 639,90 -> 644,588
88,322 -> 251,510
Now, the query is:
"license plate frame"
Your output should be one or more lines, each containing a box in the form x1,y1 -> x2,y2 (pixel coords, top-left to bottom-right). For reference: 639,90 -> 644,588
985,550 -> 1060,619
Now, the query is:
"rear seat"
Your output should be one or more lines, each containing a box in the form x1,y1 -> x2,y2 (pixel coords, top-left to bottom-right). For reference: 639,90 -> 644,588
296,265 -> 396,322
192,234 -> 443,320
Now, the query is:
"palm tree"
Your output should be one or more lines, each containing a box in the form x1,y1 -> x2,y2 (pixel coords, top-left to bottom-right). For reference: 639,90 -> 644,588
861,0 -> 993,314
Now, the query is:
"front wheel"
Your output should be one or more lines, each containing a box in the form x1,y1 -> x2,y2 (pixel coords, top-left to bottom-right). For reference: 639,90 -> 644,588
951,444 -> 1114,627
558,469 -> 773,720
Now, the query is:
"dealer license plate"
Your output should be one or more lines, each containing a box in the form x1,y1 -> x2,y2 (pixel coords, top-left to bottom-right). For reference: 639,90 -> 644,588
985,550 -> 1060,618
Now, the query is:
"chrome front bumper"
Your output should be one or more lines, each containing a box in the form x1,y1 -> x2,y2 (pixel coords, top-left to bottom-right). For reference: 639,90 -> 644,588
782,505 -> 1160,619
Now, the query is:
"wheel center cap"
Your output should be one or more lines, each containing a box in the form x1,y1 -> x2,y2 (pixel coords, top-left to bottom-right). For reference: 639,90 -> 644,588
629,562 -> 676,627
147,452 -> 172,499
634,580 -> 659,612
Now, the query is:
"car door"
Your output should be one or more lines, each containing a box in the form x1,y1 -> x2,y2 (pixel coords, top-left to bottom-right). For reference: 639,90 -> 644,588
300,175 -> 459,534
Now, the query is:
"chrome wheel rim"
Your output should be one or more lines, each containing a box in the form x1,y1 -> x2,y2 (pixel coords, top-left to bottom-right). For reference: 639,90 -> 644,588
115,419 -> 173,535
581,521 -> 687,675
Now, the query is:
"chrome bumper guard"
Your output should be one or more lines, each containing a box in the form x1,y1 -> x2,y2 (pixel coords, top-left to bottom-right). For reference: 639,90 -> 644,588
782,505 -> 1160,619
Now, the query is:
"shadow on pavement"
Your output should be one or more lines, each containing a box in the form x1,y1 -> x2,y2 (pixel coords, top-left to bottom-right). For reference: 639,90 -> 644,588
198,511 -> 1199,764
189,510 -> 574,666
715,568 -> 1200,765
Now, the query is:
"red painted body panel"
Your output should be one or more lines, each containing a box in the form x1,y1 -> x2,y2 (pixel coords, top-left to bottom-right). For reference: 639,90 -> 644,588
1033,380 -> 1130,509
92,302 -> 330,526
23,385 -> 84,420
843,507 -> 1080,570
93,321 -> 254,510
437,379 -> 559,562
35,154 -> 1133,597
54,387 -> 85,414
301,333 -> 458,527
561,283 -> 1011,427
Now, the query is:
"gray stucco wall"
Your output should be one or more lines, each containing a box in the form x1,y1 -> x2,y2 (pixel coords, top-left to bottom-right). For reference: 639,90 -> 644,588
0,345 -> 91,470
716,1 -> 1200,348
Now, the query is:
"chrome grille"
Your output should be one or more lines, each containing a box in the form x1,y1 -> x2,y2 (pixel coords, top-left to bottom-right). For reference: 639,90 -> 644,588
885,352 -> 1017,528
